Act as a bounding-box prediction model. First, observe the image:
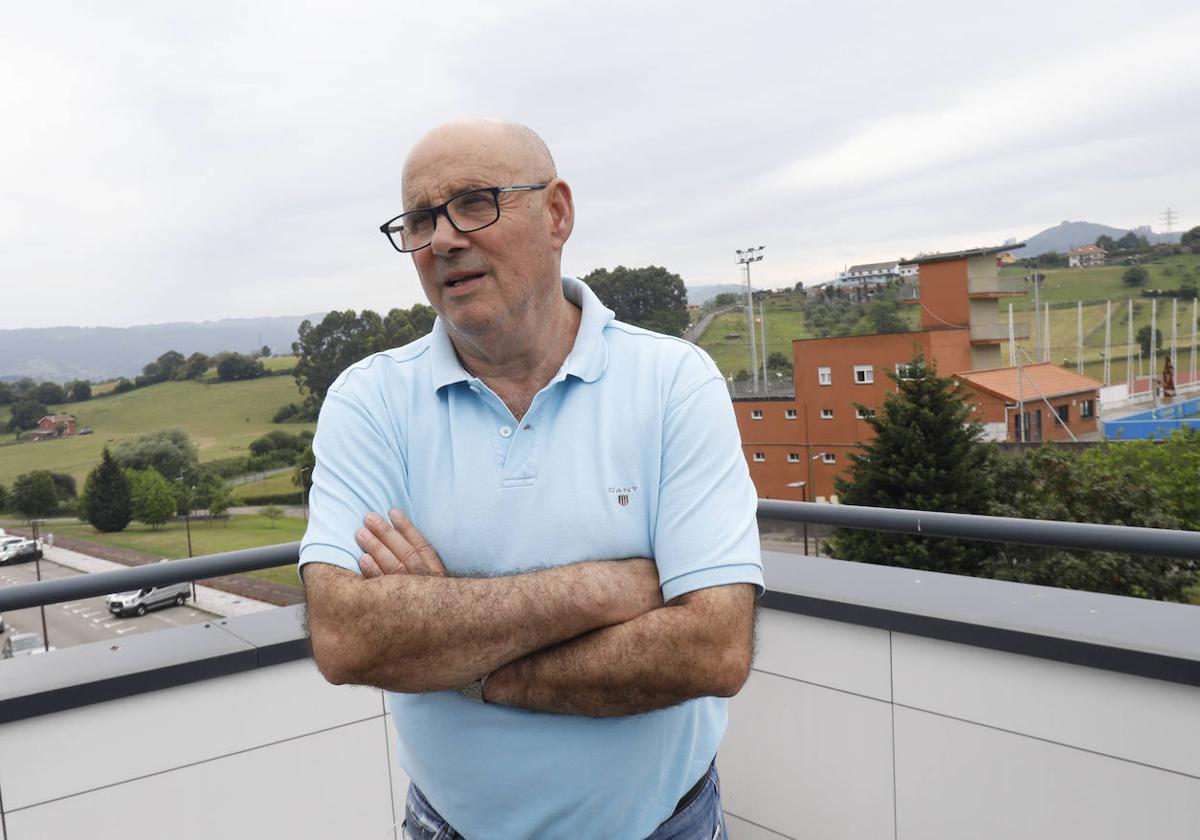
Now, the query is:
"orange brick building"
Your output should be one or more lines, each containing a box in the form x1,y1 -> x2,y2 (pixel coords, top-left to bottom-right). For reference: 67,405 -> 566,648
955,364 -> 1100,443
733,244 -> 1056,502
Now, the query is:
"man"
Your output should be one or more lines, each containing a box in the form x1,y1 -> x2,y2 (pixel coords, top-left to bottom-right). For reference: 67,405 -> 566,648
301,118 -> 762,840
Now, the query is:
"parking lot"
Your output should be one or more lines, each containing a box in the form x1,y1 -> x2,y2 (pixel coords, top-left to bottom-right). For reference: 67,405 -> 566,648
0,557 -> 216,656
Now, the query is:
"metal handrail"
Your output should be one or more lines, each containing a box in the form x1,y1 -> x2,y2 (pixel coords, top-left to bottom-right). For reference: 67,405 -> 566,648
0,542 -> 299,613
759,502 -> 1200,561
3,502 -> 1200,613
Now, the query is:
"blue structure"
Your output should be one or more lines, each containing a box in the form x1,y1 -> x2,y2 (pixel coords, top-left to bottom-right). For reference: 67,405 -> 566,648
1101,396 -> 1200,439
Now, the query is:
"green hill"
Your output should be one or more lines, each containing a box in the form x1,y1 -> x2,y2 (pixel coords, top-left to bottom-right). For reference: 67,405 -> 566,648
696,291 -> 921,377
0,372 -> 314,488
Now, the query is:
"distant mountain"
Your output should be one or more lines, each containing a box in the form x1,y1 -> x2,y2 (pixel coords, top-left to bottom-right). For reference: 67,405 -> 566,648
1018,221 -> 1182,258
686,284 -> 756,306
0,314 -> 325,382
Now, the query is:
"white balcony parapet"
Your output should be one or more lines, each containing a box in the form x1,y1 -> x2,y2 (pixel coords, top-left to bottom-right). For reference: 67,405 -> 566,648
2,514 -> 1199,839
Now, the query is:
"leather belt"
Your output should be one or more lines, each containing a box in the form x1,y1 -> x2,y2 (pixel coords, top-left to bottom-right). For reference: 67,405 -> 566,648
670,762 -> 712,818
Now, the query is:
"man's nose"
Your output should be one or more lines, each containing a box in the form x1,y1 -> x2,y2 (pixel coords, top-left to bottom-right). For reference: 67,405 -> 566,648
429,211 -> 469,257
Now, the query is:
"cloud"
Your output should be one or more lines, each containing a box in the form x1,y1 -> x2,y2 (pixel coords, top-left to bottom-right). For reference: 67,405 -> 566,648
0,0 -> 1197,329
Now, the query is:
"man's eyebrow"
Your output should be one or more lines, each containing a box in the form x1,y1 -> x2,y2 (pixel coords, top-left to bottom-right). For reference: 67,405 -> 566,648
405,180 -> 494,210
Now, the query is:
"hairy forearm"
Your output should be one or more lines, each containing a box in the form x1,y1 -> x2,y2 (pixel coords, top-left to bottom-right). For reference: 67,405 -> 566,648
305,560 -> 660,693
484,585 -> 756,717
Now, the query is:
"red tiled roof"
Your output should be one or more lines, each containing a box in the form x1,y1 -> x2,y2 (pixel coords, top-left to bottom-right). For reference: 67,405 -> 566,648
1068,245 -> 1106,255
955,363 -> 1102,402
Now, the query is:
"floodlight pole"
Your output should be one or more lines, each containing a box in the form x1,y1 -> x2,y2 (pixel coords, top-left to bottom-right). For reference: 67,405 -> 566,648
736,247 -> 765,392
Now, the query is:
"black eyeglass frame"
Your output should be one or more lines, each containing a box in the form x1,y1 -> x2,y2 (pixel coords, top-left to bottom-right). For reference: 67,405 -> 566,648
378,184 -> 549,253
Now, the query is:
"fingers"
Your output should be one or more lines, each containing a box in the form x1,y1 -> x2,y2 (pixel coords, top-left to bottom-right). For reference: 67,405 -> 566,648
358,510 -> 446,577
355,519 -> 407,576
358,553 -> 384,579
388,508 -> 447,576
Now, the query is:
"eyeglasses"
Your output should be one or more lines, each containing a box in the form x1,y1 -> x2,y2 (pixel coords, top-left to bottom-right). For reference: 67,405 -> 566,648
379,184 -> 548,253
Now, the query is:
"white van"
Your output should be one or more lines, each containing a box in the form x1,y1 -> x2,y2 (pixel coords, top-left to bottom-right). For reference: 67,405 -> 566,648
106,563 -> 192,617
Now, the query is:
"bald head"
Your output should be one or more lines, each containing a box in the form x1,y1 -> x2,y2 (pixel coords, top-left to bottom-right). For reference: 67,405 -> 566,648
402,118 -> 557,206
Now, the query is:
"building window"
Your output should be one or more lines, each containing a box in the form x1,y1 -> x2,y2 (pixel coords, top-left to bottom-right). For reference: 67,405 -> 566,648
752,452 -> 765,462
750,409 -> 763,420
1080,399 -> 1094,418
856,406 -> 875,419
784,409 -> 797,419
820,408 -> 833,419
854,365 -> 874,384
788,453 -> 800,463
818,367 -> 832,386
896,362 -> 923,380
1055,405 -> 1069,425
821,453 -> 837,464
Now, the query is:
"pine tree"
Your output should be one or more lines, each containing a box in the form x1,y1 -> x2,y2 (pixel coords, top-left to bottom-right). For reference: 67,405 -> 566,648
84,448 -> 133,532
831,355 -> 996,576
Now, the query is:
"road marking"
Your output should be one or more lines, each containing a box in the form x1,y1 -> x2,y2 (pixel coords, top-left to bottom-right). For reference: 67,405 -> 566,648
102,621 -> 123,628
114,626 -> 136,634
62,602 -> 84,609
81,611 -> 102,618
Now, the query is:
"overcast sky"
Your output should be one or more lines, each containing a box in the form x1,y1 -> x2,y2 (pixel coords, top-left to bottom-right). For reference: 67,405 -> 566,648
2,1 -> 1198,330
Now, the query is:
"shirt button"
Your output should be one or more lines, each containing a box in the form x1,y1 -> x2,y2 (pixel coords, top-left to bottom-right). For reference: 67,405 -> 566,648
499,426 -> 513,438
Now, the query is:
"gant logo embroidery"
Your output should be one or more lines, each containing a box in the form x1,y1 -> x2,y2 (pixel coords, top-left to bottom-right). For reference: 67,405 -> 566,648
608,485 -> 638,507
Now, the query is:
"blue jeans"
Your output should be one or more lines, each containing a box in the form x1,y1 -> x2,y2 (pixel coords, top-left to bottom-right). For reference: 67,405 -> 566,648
401,764 -> 726,840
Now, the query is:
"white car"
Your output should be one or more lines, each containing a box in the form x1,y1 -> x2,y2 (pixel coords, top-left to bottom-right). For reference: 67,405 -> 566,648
106,580 -> 192,617
0,538 -> 42,565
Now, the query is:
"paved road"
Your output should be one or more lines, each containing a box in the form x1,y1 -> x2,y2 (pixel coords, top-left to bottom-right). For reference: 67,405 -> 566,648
0,558 -> 215,655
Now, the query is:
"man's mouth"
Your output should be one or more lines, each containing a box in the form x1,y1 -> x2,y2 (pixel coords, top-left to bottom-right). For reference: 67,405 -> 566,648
445,272 -> 485,288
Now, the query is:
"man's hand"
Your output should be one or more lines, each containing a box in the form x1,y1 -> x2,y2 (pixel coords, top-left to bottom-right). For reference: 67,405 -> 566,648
354,508 -> 447,578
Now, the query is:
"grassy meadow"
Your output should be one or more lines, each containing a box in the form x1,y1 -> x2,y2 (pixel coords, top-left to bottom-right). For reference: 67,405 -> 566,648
45,514 -> 304,588
233,470 -> 302,500
0,369 -> 314,488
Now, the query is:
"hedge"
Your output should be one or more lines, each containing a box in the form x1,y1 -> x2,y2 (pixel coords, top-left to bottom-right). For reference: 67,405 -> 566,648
236,492 -> 304,506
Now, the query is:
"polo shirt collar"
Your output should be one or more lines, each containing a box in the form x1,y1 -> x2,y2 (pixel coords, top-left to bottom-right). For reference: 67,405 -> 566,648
428,276 -> 613,391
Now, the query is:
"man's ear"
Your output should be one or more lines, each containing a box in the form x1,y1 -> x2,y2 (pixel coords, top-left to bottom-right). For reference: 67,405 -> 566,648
546,178 -> 574,251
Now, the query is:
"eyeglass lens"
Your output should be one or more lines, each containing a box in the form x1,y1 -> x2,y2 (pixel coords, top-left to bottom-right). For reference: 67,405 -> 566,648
392,189 -> 500,252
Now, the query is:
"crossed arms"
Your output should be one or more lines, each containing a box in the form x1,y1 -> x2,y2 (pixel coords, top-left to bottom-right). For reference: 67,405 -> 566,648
303,508 -> 756,717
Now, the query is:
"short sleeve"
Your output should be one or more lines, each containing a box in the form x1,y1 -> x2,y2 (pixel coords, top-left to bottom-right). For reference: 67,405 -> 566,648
652,376 -> 763,602
298,387 -> 411,575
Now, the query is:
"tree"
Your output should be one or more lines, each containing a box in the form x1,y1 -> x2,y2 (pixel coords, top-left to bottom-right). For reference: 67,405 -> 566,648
34,381 -> 66,405
13,471 -> 61,520
127,468 -> 176,530
259,345 -> 271,358
1116,231 -> 1150,252
181,352 -> 211,379
292,305 -> 435,417
261,505 -> 284,526
831,356 -> 996,577
68,380 -> 92,402
113,378 -> 136,394
1182,226 -> 1200,252
0,483 -> 8,512
862,299 -> 906,334
1136,324 -> 1162,357
1122,266 -> 1149,287
1095,235 -> 1116,251
206,482 -> 234,520
987,446 -> 1193,601
711,292 -> 741,307
215,352 -> 266,381
0,382 -> 12,405
294,441 -> 315,494
112,428 -> 200,480
49,472 -> 76,502
7,399 -> 48,432
83,448 -> 133,532
582,266 -> 689,337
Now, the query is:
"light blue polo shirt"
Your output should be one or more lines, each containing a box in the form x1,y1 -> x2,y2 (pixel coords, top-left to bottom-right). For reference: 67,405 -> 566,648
300,276 -> 762,840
